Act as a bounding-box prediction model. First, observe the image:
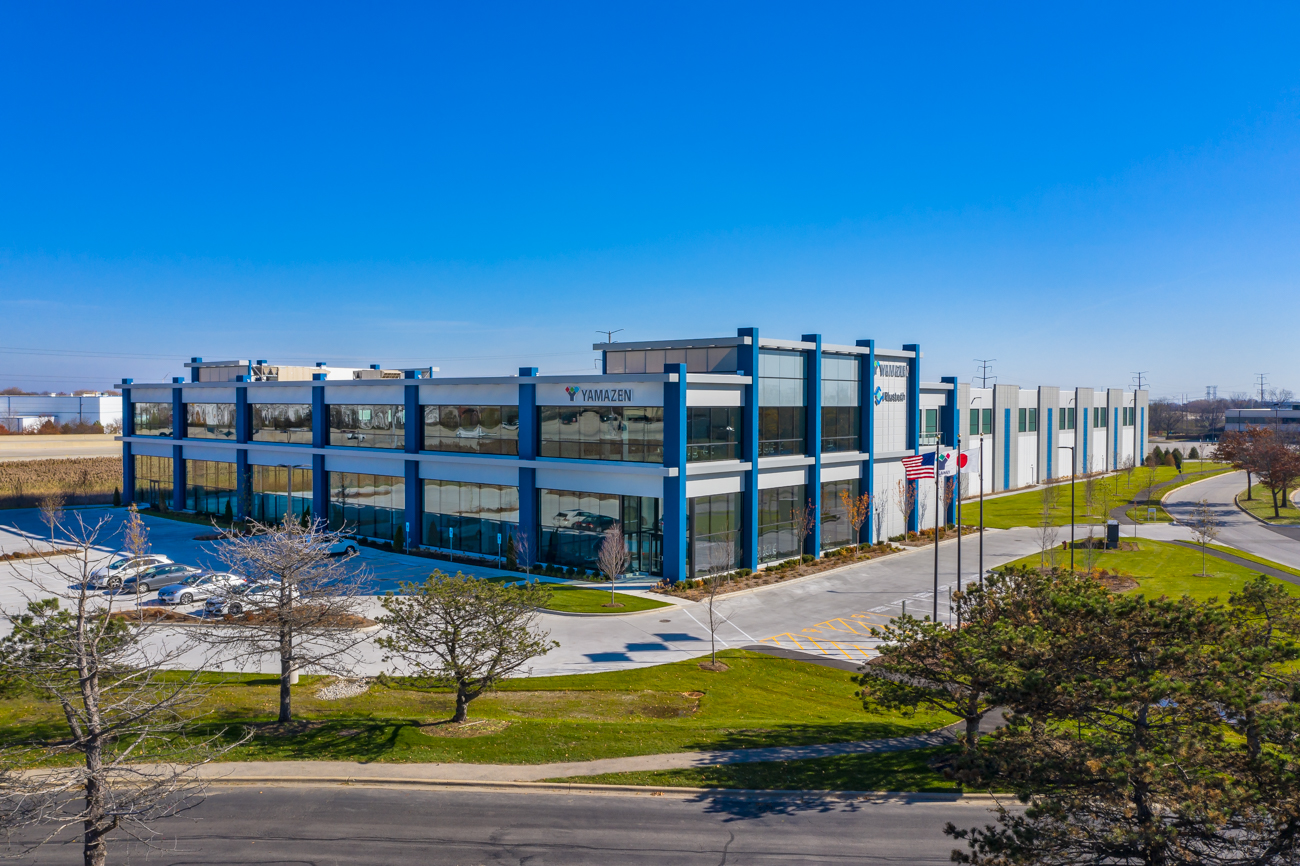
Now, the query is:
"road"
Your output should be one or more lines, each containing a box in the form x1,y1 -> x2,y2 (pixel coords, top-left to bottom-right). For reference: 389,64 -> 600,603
0,433 -> 120,461
17,785 -> 998,865
1162,470 -> 1300,571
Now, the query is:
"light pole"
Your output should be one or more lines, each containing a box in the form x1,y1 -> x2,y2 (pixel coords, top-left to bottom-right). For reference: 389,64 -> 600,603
1057,446 -> 1076,571
275,463 -> 309,527
970,396 -> 986,586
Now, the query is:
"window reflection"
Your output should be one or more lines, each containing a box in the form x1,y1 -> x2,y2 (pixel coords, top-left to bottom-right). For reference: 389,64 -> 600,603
688,493 -> 743,578
186,403 -> 236,441
133,403 -> 173,437
250,466 -> 312,525
252,404 -> 313,445
686,407 -> 742,462
329,472 -> 405,541
538,406 -> 664,463
423,480 -> 519,558
821,354 -> 861,453
758,350 -> 806,457
133,455 -> 173,508
539,488 -> 662,575
758,484 -> 806,563
185,460 -> 238,517
423,405 -> 519,455
328,405 -> 404,450
819,478 -> 860,551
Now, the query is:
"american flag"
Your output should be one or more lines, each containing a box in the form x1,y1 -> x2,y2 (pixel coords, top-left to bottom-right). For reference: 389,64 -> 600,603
901,452 -> 936,479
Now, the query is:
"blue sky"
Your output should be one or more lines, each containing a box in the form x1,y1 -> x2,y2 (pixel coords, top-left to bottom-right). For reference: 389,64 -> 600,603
1,3 -> 1297,397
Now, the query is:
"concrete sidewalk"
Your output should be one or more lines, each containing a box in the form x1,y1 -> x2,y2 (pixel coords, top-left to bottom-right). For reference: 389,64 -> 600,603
191,725 -> 960,784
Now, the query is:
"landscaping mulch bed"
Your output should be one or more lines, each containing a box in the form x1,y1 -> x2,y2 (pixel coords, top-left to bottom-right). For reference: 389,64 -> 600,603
653,542 -> 907,602
0,547 -> 80,562
1095,572 -> 1140,592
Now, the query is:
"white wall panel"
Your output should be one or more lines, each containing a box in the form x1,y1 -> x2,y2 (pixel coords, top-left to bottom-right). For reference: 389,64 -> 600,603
130,388 -> 172,403
130,440 -> 174,457
418,383 -> 519,405
758,467 -> 809,489
248,387 -> 312,404
323,384 -> 406,405
819,462 -> 863,483
178,444 -> 235,463
418,460 -> 519,486
183,387 -> 235,403
686,474 -> 745,498
685,384 -> 744,407
1017,435 -> 1038,486
323,453 -> 408,477
246,448 -> 313,468
534,467 -> 665,498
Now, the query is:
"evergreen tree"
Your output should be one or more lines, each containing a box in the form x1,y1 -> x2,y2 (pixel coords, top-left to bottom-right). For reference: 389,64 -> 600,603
1189,446 -> 1200,459
112,486 -> 121,507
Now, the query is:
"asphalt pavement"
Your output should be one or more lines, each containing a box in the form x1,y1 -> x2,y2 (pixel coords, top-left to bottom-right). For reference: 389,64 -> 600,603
1162,470 -> 1300,570
13,785 -> 999,865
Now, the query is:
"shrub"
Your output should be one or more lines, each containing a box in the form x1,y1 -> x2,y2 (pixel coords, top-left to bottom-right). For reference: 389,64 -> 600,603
801,553 -> 815,563
1189,446 -> 1200,459
112,487 -> 120,507
738,567 -> 752,577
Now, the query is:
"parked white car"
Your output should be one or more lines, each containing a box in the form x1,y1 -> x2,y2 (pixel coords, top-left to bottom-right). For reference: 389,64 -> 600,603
89,553 -> 173,589
157,572 -> 247,606
327,538 -> 359,556
204,581 -> 298,617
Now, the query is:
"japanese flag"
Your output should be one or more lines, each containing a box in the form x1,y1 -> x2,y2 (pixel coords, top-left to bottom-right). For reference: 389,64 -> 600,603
958,449 -> 981,474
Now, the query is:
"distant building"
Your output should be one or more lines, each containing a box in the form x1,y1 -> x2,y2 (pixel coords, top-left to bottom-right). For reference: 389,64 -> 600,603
1225,405 -> 1300,433
0,394 -> 122,432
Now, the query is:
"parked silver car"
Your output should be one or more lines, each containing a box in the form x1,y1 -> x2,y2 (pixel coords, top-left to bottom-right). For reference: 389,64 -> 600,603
156,572 -> 246,606
89,553 -> 174,589
117,563 -> 202,595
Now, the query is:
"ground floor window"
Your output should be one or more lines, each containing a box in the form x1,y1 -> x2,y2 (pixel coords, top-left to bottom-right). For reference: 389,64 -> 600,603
133,455 -> 172,508
820,478 -> 860,550
250,465 -> 312,526
688,492 -> 743,578
185,459 -> 238,517
758,484 -> 807,563
539,489 -> 662,576
423,480 -> 519,559
329,472 -> 404,542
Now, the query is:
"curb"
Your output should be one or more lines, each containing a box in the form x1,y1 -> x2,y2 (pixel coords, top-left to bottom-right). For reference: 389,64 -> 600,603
1233,490 -> 1296,528
540,604 -> 677,618
201,775 -> 997,802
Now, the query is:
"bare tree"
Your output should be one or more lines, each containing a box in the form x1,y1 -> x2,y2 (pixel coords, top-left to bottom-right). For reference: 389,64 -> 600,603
376,571 -> 557,723
0,513 -> 244,866
894,479 -> 916,540
839,488 -> 871,546
596,523 -> 630,608
702,539 -> 736,671
792,498 -> 817,557
1037,488 -> 1060,567
1187,498 -> 1222,576
202,519 -> 372,724
512,531 -> 532,577
872,487 -> 891,545
38,493 -> 65,544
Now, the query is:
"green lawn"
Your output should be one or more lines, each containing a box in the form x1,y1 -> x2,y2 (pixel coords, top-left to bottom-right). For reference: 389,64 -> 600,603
977,465 -> 1230,529
1238,482 -> 1300,526
1204,544 -> 1300,580
1005,538 -> 1300,602
1125,504 -> 1172,523
553,744 -> 961,792
540,585 -> 670,613
0,650 -> 952,766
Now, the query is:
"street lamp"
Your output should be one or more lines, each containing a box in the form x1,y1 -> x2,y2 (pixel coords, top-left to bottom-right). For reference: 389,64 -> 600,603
1056,445 -> 1076,571
970,396 -> 987,586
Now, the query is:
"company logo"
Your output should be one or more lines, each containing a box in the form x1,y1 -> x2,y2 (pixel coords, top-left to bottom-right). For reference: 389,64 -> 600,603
567,386 -> 635,403
873,385 -> 906,406
874,360 -> 909,379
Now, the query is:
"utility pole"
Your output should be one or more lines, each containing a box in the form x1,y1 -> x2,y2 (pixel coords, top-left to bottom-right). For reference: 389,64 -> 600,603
596,328 -> 624,344
973,359 -> 996,389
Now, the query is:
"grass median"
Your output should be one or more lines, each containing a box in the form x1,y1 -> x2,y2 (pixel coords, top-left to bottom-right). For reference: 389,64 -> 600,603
540,585 -> 670,613
1237,482 -> 1300,526
1005,538 -> 1299,601
0,649 -> 952,766
551,744 -> 962,792
976,465 -> 1230,530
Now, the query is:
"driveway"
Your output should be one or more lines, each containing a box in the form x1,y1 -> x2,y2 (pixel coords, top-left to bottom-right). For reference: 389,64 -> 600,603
1162,470 -> 1300,571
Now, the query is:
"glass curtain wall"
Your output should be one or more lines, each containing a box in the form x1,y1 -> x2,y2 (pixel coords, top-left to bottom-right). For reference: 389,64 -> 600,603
538,489 -> 662,575
186,403 -> 236,440
329,472 -> 405,541
604,347 -> 738,374
686,407 -> 742,462
538,406 -> 664,462
758,484 -> 807,562
250,465 -> 312,525
251,404 -> 313,444
758,350 -> 806,456
423,480 -> 519,559
688,493 -> 743,578
328,405 -> 404,450
423,406 -> 519,455
133,403 -> 173,437
820,478 -> 860,550
133,455 -> 173,508
821,355 -> 860,453
185,460 -> 238,516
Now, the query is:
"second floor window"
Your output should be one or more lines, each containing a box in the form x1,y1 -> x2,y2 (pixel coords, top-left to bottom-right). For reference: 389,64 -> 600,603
329,404 -> 404,450
424,405 -> 519,456
687,407 -> 742,462
539,406 -> 664,463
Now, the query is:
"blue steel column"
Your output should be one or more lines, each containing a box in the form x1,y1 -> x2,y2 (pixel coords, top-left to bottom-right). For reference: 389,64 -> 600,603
662,364 -> 688,583
171,380 -> 185,510
311,381 -> 327,527
121,382 -> 134,505
801,334 -> 823,557
855,340 -> 875,543
737,328 -> 760,571
517,368 -> 539,569
403,377 -> 421,547
941,375 -> 958,525
235,384 -> 250,521
903,344 -> 921,532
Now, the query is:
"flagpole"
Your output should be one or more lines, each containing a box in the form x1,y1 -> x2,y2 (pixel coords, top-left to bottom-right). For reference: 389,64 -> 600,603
934,434 -> 941,623
956,456 -> 962,628
979,433 -> 985,588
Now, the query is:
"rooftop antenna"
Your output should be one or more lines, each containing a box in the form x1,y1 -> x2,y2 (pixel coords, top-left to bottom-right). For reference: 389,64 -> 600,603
596,328 -> 624,344
973,359 -> 996,388
1131,371 -> 1148,392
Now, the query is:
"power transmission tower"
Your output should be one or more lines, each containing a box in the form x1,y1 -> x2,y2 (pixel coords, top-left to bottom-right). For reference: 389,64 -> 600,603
1256,373 -> 1268,403
1206,385 -> 1217,401
973,359 -> 996,388
1131,371 -> 1149,392
596,328 -> 624,344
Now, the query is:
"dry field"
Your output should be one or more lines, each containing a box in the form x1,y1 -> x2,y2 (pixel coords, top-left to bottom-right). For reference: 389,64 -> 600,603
0,456 -> 122,508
